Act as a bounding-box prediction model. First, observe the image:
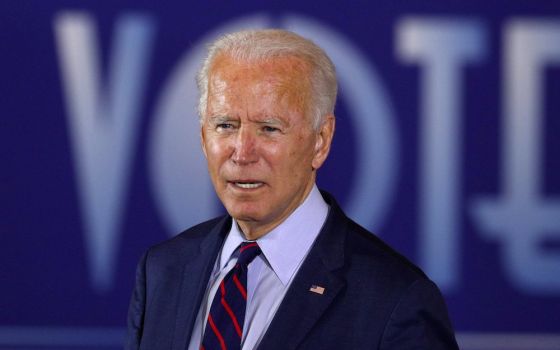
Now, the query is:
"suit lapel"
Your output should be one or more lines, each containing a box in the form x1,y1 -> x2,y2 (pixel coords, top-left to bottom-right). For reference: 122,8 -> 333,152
171,216 -> 231,350
258,196 -> 348,350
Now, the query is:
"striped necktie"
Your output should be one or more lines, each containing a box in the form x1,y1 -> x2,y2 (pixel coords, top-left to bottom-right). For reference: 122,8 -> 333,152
201,242 -> 261,350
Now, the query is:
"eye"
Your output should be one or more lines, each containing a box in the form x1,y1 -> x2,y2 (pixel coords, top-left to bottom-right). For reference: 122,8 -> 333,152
216,123 -> 235,131
262,126 -> 280,133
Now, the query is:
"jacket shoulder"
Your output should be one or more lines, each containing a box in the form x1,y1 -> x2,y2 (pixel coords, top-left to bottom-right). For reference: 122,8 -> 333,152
147,216 -> 228,261
344,218 -> 428,287
321,190 -> 428,286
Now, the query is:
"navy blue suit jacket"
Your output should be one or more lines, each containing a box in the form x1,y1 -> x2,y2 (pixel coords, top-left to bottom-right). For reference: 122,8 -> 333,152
126,192 -> 459,349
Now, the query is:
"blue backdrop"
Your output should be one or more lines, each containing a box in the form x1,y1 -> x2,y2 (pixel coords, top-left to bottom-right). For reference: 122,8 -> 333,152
2,1 -> 559,349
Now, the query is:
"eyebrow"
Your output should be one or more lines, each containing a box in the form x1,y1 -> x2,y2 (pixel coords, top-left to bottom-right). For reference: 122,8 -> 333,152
207,115 -> 289,128
256,116 -> 287,127
207,115 -> 236,123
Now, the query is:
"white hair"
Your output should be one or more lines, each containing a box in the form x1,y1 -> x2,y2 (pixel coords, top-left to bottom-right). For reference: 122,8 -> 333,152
196,29 -> 337,130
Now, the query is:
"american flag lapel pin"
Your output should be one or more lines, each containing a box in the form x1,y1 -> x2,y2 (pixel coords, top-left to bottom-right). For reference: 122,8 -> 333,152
309,285 -> 325,295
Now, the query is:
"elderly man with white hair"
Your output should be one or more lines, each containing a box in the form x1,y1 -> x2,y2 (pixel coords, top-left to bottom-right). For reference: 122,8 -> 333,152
126,29 -> 458,350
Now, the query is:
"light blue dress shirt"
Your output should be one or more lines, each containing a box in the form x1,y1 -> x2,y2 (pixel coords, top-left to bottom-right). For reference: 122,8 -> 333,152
187,185 -> 329,350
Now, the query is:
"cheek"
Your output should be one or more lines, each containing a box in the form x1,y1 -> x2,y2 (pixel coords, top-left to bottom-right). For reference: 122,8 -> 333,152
258,141 -> 281,160
204,142 -> 228,175
205,137 -> 229,159
270,146 -> 312,175
206,141 -> 221,157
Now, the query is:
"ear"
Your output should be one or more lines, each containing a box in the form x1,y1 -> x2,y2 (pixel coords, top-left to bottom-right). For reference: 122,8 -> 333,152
311,114 -> 335,170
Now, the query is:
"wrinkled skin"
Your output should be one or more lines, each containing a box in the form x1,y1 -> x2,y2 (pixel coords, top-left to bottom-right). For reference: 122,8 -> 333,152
201,54 -> 335,239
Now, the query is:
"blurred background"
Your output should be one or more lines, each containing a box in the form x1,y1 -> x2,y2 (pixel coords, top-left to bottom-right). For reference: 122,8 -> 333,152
1,1 -> 559,349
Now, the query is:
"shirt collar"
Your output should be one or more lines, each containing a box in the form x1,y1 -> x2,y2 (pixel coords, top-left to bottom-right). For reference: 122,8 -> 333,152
219,185 -> 329,286
217,222 -> 246,272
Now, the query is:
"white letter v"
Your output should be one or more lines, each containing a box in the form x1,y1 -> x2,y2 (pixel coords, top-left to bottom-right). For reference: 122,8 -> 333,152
54,12 -> 154,293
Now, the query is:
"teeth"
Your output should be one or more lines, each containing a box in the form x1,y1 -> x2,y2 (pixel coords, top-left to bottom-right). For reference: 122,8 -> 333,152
235,182 -> 262,189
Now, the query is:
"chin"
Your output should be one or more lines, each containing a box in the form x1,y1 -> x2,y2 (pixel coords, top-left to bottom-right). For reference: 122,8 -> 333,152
229,207 -> 263,220
224,202 -> 265,222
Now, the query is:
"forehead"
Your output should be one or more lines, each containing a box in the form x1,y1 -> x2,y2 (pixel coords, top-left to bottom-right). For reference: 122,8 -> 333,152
210,53 -> 311,78
207,54 -> 312,112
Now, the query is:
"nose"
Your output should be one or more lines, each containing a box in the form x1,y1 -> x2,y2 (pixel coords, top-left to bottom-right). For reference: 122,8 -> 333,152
231,126 -> 258,165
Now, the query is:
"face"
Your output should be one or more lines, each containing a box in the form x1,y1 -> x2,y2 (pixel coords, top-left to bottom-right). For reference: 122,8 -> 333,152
201,54 -> 335,239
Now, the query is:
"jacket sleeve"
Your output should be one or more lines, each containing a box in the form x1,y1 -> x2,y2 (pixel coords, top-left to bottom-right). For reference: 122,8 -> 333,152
125,251 -> 148,350
380,278 -> 459,350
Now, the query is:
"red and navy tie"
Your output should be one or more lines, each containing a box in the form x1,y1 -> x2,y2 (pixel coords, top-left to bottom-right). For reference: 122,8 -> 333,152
201,242 -> 261,350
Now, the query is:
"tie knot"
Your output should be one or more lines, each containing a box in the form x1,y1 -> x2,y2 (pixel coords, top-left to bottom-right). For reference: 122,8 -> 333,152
236,242 -> 261,268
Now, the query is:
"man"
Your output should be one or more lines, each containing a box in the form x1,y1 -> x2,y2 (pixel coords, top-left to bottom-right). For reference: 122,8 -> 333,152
126,29 -> 459,350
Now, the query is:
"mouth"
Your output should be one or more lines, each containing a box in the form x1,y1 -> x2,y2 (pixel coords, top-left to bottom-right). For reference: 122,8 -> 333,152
229,181 -> 265,189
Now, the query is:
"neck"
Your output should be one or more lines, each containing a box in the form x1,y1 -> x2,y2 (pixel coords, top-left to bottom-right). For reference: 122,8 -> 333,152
237,221 -> 279,241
